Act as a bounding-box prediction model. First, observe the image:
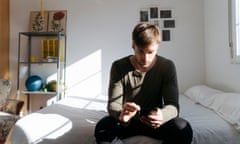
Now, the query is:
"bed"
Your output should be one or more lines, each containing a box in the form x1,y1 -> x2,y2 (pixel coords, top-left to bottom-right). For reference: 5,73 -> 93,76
9,85 -> 240,144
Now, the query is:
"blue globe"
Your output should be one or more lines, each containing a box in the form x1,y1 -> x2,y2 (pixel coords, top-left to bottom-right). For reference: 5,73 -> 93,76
25,75 -> 43,91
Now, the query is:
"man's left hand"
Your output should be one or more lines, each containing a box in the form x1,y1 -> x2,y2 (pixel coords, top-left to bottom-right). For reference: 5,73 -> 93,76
140,108 -> 163,129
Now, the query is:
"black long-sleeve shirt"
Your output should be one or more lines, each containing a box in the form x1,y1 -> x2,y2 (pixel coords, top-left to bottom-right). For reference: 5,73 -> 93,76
107,55 -> 179,123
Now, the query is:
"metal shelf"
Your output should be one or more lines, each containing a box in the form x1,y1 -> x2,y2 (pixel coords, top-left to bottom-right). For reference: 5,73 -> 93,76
20,90 -> 57,95
17,31 -> 66,113
20,32 -> 65,37
19,61 -> 58,64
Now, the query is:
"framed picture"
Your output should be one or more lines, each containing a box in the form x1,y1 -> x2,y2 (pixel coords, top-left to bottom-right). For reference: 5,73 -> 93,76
29,11 -> 48,32
160,10 -> 172,18
140,9 -> 149,22
48,10 -> 67,33
150,7 -> 158,19
162,30 -> 171,41
164,20 -> 175,28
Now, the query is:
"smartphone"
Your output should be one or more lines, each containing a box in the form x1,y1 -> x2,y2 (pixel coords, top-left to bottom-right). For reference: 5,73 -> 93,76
139,108 -> 150,116
139,107 -> 158,116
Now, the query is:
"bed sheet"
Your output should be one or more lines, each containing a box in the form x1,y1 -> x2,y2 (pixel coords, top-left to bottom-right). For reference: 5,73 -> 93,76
10,95 -> 240,144
179,95 -> 240,144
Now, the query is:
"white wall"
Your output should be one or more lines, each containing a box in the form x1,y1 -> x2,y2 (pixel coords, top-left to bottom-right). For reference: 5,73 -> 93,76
10,0 -> 205,103
204,0 -> 240,93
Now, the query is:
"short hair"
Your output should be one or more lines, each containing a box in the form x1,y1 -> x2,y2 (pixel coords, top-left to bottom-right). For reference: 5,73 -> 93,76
132,23 -> 161,48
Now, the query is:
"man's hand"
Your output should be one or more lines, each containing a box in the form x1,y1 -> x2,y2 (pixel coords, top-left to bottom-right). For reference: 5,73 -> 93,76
140,108 -> 163,129
118,102 -> 140,123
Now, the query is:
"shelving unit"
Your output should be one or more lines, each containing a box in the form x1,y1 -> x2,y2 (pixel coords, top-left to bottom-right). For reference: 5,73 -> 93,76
16,32 -> 66,113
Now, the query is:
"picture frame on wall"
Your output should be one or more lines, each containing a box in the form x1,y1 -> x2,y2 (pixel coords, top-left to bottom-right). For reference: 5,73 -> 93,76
29,11 -> 48,32
150,7 -> 158,19
160,10 -> 172,18
164,20 -> 175,28
140,9 -> 149,22
48,10 -> 67,33
162,30 -> 171,41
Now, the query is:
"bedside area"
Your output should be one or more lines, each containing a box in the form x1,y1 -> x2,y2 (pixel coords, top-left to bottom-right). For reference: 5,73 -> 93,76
0,79 -> 24,144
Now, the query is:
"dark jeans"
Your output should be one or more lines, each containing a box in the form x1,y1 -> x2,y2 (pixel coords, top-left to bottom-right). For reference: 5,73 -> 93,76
95,116 -> 193,144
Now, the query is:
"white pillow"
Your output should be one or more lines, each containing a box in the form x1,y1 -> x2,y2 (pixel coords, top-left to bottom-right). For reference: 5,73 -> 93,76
184,85 -> 223,104
208,93 -> 240,132
184,85 -> 240,132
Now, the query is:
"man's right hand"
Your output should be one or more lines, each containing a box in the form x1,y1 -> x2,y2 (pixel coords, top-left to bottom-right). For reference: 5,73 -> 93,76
118,102 -> 140,123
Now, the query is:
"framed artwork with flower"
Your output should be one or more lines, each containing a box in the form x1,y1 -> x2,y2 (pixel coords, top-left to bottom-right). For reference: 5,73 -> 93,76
48,10 -> 67,33
29,11 -> 48,32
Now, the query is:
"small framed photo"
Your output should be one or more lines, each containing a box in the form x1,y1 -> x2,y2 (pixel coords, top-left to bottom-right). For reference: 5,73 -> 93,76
150,7 -> 158,19
164,20 -> 175,28
29,11 -> 48,32
140,9 -> 149,22
48,10 -> 67,33
160,10 -> 172,18
162,30 -> 171,41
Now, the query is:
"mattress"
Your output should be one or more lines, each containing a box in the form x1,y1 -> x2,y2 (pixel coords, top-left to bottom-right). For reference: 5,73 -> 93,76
10,95 -> 240,144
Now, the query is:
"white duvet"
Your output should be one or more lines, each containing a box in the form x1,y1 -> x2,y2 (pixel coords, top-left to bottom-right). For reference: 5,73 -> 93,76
10,94 -> 240,144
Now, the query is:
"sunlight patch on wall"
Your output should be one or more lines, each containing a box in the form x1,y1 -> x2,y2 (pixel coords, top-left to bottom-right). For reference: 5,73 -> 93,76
65,49 -> 102,98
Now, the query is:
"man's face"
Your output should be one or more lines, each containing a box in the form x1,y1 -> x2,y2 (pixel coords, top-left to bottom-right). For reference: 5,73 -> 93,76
133,42 -> 159,68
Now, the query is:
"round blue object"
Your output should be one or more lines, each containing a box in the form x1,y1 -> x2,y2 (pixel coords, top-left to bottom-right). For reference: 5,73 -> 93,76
25,75 -> 43,91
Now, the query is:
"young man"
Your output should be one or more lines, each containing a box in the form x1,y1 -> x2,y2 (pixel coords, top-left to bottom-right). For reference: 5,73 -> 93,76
95,23 -> 193,144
